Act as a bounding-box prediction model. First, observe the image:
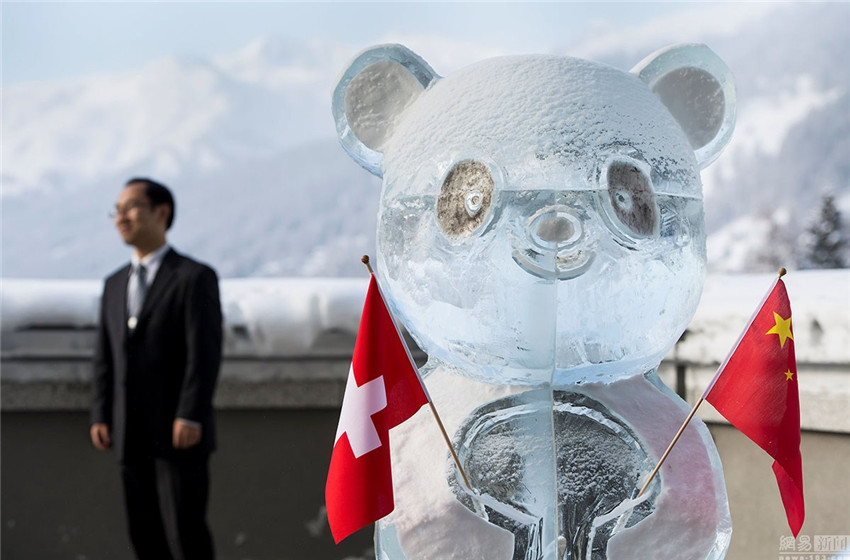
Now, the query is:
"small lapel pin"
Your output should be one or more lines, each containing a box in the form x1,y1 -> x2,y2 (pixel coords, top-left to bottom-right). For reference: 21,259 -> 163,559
127,316 -> 138,330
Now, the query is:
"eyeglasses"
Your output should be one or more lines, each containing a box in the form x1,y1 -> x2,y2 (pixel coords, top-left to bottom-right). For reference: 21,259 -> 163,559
109,201 -> 150,219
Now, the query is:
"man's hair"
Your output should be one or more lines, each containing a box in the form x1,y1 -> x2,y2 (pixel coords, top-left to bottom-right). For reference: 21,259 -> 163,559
125,177 -> 176,230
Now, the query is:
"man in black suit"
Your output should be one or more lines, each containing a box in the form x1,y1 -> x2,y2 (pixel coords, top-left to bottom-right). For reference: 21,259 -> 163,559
91,178 -> 222,560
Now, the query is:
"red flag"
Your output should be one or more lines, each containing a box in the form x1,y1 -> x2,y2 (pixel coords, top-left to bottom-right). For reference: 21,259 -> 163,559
704,277 -> 804,536
325,275 -> 429,543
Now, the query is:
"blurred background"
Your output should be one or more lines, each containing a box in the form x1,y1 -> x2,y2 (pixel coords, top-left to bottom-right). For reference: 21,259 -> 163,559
3,1 -> 849,278
2,2 -> 849,560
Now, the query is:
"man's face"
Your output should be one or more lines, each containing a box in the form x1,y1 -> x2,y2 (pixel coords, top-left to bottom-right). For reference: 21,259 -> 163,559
113,183 -> 168,247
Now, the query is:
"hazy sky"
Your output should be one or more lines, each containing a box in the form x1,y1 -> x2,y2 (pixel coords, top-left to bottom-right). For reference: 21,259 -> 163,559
2,2 -> 705,85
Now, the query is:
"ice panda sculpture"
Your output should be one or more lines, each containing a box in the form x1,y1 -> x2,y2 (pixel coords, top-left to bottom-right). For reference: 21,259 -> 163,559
333,43 -> 736,560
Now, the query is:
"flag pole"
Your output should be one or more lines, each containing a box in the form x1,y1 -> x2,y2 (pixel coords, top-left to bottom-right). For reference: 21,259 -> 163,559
636,266 -> 790,498
360,254 -> 375,274
360,255 -> 473,491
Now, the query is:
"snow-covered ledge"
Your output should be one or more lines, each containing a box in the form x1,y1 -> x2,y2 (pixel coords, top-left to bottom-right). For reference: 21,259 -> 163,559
659,269 -> 850,434
1,278 -> 373,410
1,277 -> 370,356
2,271 -> 848,432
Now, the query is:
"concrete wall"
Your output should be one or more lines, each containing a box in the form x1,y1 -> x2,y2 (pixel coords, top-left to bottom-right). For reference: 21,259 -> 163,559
5,410 -> 849,560
709,425 -> 850,560
3,321 -> 849,559
1,408 -> 374,560
1,322 -> 408,560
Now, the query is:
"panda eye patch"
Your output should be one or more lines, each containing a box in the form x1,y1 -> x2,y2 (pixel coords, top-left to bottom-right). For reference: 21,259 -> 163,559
606,161 -> 657,237
437,160 -> 494,237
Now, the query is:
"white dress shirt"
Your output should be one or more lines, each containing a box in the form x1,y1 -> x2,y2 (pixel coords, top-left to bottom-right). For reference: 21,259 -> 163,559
127,243 -> 171,314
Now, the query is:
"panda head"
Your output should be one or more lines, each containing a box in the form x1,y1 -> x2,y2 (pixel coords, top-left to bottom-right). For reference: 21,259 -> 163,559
334,44 -> 735,381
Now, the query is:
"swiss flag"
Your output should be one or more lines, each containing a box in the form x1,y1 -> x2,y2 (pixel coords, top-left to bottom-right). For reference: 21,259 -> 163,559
325,274 -> 429,543
704,277 -> 804,536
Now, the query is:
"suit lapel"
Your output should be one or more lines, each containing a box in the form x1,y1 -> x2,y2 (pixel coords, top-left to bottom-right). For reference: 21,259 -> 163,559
137,249 -> 179,324
112,265 -> 131,340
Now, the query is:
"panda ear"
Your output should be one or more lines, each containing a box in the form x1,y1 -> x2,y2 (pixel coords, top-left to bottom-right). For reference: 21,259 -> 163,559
632,44 -> 736,169
332,44 -> 439,177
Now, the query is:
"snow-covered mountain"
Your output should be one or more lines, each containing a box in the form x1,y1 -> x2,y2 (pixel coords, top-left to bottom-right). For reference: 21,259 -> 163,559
564,2 -> 850,271
3,2 -> 848,278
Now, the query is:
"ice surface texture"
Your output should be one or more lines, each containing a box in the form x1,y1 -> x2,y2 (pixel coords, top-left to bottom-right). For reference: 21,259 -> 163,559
334,44 -> 736,559
448,390 -> 660,560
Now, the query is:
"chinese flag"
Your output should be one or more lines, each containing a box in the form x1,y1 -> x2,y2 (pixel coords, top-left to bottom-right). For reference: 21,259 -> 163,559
704,277 -> 804,536
325,275 -> 429,543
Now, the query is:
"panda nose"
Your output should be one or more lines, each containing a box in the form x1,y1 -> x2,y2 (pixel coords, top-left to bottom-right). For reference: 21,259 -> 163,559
535,215 -> 575,243
513,205 -> 595,280
528,207 -> 583,248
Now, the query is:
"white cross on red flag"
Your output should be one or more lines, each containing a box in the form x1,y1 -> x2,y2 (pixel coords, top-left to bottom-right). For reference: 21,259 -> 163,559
325,274 -> 429,543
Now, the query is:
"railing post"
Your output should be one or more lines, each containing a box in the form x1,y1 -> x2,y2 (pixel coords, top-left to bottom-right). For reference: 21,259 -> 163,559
676,362 -> 687,400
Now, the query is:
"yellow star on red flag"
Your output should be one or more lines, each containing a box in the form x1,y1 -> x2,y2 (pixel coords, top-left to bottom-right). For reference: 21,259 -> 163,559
766,312 -> 793,348
704,278 -> 804,537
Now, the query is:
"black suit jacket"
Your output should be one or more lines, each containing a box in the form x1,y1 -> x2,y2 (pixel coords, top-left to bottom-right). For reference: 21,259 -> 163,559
91,249 -> 223,463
